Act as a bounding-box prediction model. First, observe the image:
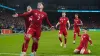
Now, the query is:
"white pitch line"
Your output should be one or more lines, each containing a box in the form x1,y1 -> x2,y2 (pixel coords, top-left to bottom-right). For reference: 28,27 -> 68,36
0,53 -> 30,55
0,53 -> 96,56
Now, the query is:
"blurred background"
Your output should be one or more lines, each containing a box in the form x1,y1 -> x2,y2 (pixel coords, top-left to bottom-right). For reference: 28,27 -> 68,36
0,0 -> 100,33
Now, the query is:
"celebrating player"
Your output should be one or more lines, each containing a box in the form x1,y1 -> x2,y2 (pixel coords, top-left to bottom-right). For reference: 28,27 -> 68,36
74,29 -> 93,54
13,5 -> 33,55
13,6 -> 33,56
56,12 -> 70,48
13,2 -> 54,56
73,13 -> 83,44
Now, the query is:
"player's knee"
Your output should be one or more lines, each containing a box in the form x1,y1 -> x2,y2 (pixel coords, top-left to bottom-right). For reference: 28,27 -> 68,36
78,34 -> 79,36
24,40 -> 29,44
78,34 -> 81,37
78,35 -> 81,37
80,49 -> 91,54
64,34 -> 67,38
80,49 -> 85,54
26,34 -> 32,38
59,34 -> 62,37
74,49 -> 80,54
24,38 -> 30,43
64,36 -> 67,39
74,33 -> 77,35
33,38 -> 38,43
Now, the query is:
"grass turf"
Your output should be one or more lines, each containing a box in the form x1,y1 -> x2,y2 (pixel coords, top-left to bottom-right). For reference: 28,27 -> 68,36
0,30 -> 100,56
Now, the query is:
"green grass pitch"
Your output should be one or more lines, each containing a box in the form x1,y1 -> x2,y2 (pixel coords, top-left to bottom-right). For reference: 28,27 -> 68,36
0,30 -> 100,56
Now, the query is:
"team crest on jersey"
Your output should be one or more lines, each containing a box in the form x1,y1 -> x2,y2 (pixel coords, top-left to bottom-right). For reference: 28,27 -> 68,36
35,13 -> 37,15
41,14 -> 44,17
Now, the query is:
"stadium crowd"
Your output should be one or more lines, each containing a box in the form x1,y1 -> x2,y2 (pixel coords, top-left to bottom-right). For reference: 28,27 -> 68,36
0,12 -> 24,33
0,12 -> 100,33
0,12 -> 51,33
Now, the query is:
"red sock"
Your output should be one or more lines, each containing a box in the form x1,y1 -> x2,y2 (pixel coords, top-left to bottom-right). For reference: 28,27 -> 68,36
64,38 -> 67,44
74,33 -> 76,40
34,42 -> 38,52
32,42 -> 35,52
59,37 -> 62,42
22,36 -> 30,52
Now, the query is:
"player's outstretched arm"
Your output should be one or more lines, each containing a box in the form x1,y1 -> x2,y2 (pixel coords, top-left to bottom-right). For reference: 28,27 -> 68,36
12,12 -> 29,17
45,15 -> 54,30
77,20 -> 83,26
12,13 -> 18,17
18,12 -> 32,17
56,22 -> 60,28
12,11 -> 33,17
89,37 -> 93,46
67,20 -> 70,30
45,15 -> 52,27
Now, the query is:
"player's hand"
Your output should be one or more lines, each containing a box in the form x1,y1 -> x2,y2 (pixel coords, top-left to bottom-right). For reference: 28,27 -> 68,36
90,44 -> 93,46
67,28 -> 69,30
56,25 -> 57,28
71,24 -> 74,26
12,13 -> 18,17
51,26 -> 55,31
68,26 -> 70,30
77,24 -> 82,26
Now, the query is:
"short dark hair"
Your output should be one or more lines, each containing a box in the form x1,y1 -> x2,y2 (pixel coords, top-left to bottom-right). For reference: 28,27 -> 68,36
38,2 -> 44,6
75,13 -> 78,16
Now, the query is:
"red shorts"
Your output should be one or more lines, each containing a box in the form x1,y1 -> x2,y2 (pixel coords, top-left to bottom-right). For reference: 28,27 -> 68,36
59,29 -> 67,37
74,27 -> 80,33
27,27 -> 41,40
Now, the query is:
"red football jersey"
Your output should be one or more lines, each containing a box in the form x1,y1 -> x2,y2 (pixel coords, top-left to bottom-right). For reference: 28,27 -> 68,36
18,9 -> 52,29
74,18 -> 81,28
25,16 -> 33,30
18,12 -> 33,32
59,17 -> 69,30
79,34 -> 92,49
